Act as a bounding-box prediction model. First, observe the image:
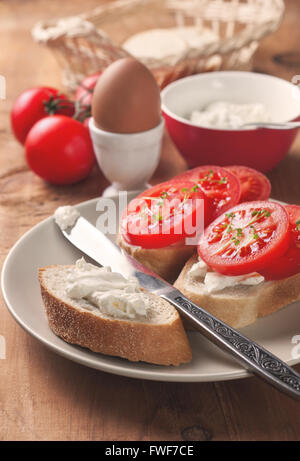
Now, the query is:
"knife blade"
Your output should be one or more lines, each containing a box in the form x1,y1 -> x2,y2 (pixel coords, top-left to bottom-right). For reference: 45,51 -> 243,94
57,214 -> 300,401
60,216 -> 169,290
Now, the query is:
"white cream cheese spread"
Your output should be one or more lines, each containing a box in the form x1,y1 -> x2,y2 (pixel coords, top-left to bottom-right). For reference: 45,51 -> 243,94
66,258 -> 149,319
188,259 -> 208,279
189,257 -> 264,293
203,271 -> 265,294
190,101 -> 273,130
54,206 -> 80,231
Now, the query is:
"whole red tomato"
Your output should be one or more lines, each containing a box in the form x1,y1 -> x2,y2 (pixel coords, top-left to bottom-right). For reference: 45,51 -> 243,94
25,115 -> 95,185
75,72 -> 102,107
11,87 -> 74,145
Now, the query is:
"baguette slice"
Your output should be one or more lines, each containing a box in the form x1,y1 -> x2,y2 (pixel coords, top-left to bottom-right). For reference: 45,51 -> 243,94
174,254 -> 300,329
117,232 -> 195,282
39,265 -> 192,366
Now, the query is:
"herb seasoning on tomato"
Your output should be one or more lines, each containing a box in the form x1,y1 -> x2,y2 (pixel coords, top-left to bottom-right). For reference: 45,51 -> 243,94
121,181 -> 207,249
173,165 -> 241,223
198,201 -> 291,276
259,205 -> 300,280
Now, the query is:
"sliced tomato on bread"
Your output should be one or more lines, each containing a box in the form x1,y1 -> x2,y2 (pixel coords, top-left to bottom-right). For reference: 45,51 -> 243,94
259,205 -> 300,280
226,165 -> 271,202
121,180 -> 207,249
172,165 -> 241,223
198,201 -> 291,276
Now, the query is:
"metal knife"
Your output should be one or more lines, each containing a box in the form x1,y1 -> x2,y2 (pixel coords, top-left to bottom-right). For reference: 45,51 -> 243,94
57,215 -> 300,401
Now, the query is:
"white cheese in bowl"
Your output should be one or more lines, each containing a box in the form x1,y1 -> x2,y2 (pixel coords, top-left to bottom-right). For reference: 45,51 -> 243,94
190,101 -> 273,130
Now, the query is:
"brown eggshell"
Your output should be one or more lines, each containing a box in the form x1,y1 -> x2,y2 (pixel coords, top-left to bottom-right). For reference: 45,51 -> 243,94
91,58 -> 161,134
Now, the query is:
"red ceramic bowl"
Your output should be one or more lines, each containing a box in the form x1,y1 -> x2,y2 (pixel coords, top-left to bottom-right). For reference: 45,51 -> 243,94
161,71 -> 300,172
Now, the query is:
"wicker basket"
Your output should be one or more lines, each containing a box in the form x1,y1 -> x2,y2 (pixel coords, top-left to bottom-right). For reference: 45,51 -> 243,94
32,0 -> 285,91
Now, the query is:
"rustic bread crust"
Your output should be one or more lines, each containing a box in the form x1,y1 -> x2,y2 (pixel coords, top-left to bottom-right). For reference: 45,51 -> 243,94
39,266 -> 192,366
117,233 -> 195,282
174,254 -> 300,329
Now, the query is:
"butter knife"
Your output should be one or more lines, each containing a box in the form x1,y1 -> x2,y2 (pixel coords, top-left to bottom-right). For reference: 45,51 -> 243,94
57,215 -> 300,400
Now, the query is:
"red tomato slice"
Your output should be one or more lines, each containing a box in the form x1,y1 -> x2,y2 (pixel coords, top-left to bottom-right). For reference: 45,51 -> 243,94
198,201 -> 290,276
259,205 -> 300,280
173,166 -> 241,223
121,181 -> 206,249
226,165 -> 271,202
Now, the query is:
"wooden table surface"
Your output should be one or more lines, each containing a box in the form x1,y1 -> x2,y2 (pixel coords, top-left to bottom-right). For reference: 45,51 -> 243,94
1,0 -> 300,442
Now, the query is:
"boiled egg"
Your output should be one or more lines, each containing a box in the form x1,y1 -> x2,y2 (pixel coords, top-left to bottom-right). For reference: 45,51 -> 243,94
91,57 -> 161,134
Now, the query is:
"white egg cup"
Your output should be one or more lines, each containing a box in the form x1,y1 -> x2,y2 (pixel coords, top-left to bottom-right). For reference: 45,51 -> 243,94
89,117 -> 165,198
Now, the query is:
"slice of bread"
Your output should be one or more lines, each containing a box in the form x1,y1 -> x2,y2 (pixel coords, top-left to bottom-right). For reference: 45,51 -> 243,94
117,232 -> 195,282
38,265 -> 192,366
174,254 -> 300,329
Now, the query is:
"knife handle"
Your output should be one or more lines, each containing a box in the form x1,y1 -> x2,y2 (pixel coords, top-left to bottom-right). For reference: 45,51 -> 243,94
162,289 -> 300,401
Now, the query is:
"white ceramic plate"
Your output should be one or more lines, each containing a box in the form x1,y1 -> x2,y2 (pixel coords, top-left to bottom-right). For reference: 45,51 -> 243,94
2,196 -> 300,382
